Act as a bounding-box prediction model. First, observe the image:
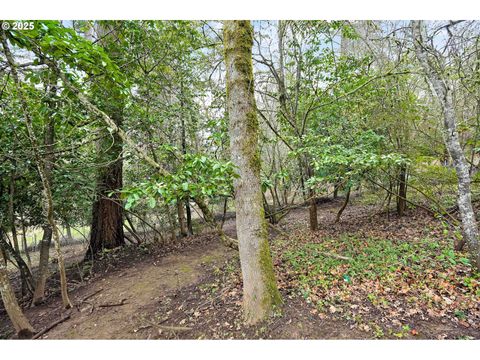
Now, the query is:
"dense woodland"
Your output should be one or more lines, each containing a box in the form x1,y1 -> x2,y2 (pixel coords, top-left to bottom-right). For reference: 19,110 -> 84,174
0,20 -> 479,339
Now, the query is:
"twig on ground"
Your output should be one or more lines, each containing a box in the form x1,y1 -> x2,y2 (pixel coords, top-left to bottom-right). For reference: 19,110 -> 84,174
33,315 -> 71,339
79,288 -> 104,302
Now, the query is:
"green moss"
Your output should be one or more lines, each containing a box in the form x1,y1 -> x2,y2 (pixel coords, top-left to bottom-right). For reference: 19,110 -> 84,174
224,22 -> 263,180
224,21 -> 281,316
243,110 -> 261,172
258,221 -> 283,311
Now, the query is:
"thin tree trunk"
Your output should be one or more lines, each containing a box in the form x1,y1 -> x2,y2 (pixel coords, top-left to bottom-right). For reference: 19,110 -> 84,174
177,198 -> 188,237
1,31 -> 72,308
262,192 -> 276,224
335,187 -> 351,223
412,20 -> 480,270
65,222 -> 73,243
166,205 -> 176,242
32,225 -> 51,304
387,179 -> 393,221
185,199 -> 193,236
396,164 -> 407,216
0,231 -> 34,294
268,188 -> 278,224
179,93 -> 194,236
32,75 -> 56,305
20,218 -> 31,269
7,172 -> 29,298
0,265 -> 34,338
194,197 -> 238,249
333,179 -> 340,199
124,213 -> 143,244
224,20 -> 282,324
8,175 -> 20,254
306,163 -> 318,231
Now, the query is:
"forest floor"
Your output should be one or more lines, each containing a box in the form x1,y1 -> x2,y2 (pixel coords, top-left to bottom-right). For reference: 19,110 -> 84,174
1,197 -> 479,339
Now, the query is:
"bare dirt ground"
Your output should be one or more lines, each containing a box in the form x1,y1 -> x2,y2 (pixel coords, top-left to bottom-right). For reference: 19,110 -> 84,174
1,198 -> 479,339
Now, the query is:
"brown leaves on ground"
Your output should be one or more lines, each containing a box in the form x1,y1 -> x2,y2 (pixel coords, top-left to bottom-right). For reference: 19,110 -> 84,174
271,201 -> 480,339
130,201 -> 479,340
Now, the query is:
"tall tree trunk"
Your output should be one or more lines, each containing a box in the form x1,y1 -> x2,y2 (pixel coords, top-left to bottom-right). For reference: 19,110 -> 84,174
31,92 -> 55,305
224,20 -> 282,324
412,21 -> 480,271
85,23 -> 125,259
1,31 -> 72,308
180,93 -> 194,236
30,72 -> 56,304
396,164 -> 407,216
0,265 -> 34,338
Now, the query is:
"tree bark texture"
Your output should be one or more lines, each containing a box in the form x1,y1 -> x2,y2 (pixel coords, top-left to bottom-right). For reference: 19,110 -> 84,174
224,20 -> 282,324
412,20 -> 480,270
0,265 -> 34,338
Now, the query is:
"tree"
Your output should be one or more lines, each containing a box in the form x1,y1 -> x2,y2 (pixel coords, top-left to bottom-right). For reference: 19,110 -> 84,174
0,262 -> 34,338
85,22 -> 125,259
32,77 -> 56,304
1,29 -> 73,308
223,20 -> 282,324
412,20 -> 480,271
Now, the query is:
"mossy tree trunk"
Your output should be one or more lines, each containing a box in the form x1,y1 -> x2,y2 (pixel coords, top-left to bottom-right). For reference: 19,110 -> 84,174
223,20 -> 282,324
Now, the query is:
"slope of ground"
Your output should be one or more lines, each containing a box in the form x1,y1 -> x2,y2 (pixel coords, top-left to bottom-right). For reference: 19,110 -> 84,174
1,198 -> 479,339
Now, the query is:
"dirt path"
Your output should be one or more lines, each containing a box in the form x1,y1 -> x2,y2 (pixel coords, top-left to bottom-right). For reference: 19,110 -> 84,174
37,240 -> 234,339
